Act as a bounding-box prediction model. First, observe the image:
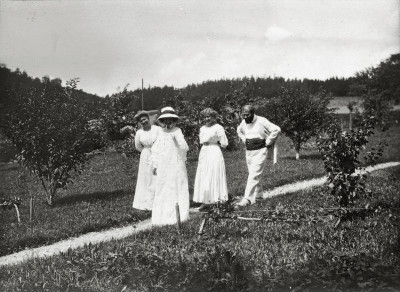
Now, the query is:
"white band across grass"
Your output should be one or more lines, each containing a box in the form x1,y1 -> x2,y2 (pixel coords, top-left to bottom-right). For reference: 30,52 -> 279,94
263,161 -> 400,199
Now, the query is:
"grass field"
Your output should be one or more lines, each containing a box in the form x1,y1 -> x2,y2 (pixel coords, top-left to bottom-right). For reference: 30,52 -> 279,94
0,133 -> 326,257
1,123 -> 399,258
0,110 -> 399,290
1,165 -> 399,291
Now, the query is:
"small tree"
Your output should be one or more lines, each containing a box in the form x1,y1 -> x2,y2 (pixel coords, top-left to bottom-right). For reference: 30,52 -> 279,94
351,54 -> 399,129
317,116 -> 385,207
261,86 -> 335,159
101,85 -> 140,141
362,92 -> 393,130
4,79 -> 105,205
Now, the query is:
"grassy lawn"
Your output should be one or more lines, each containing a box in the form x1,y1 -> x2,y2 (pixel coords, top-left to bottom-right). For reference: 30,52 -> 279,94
0,125 -> 399,258
0,165 -> 399,291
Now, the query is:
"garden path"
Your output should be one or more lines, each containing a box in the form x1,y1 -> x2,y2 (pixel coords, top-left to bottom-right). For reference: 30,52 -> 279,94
0,161 -> 398,267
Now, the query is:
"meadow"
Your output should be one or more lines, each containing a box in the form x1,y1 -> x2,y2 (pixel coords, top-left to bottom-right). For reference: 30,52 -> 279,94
1,133 -> 327,257
0,154 -> 399,291
0,116 -> 399,291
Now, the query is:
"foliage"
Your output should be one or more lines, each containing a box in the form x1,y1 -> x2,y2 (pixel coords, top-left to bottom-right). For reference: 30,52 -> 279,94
317,116 -> 386,206
261,85 -> 335,159
3,79 -> 106,205
350,53 -> 400,129
352,53 -> 400,103
162,81 -> 252,154
100,85 -> 140,141
362,92 -> 393,130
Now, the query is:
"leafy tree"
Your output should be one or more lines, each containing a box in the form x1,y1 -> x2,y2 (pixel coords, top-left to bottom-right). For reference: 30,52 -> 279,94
261,86 -> 335,159
101,85 -> 140,141
3,79 -> 105,205
362,92 -> 393,130
317,116 -> 385,207
351,53 -> 399,128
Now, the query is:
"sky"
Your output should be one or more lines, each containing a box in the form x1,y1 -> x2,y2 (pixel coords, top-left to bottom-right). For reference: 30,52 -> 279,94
0,0 -> 399,97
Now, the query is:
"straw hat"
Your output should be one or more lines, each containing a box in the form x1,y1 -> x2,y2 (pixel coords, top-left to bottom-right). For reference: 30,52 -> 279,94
157,107 -> 179,120
200,108 -> 218,117
134,110 -> 150,121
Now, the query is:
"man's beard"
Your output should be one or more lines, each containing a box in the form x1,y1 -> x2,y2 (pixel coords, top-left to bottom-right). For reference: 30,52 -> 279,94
245,117 -> 253,124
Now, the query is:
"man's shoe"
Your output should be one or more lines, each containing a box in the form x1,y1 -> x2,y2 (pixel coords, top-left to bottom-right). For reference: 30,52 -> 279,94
235,199 -> 251,207
198,203 -> 208,211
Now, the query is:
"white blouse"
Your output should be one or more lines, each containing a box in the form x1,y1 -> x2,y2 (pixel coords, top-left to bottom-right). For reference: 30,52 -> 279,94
199,124 -> 228,148
134,125 -> 161,152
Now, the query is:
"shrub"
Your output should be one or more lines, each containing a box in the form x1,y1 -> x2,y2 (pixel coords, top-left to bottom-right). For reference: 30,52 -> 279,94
100,86 -> 139,141
317,116 -> 385,206
3,79 -> 106,205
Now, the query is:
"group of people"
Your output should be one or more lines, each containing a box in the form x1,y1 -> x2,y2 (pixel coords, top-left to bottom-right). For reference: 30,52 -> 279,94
132,105 -> 281,226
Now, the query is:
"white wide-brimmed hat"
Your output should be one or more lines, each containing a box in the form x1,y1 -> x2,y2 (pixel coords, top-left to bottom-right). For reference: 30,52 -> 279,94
157,107 -> 180,120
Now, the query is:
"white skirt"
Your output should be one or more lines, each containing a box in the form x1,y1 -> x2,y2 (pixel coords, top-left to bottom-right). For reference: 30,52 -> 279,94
152,153 -> 190,226
193,144 -> 228,204
132,148 -> 155,210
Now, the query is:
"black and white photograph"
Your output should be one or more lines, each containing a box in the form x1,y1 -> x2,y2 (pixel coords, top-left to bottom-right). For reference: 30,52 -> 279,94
0,0 -> 399,291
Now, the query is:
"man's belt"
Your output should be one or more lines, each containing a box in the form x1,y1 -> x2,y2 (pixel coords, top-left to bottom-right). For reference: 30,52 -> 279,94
245,138 -> 266,151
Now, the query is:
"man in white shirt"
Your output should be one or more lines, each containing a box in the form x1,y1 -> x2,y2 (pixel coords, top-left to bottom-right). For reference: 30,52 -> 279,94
236,104 -> 281,206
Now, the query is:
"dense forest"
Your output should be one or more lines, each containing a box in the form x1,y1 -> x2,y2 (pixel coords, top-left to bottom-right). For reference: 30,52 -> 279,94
126,76 -> 355,110
0,64 -> 355,114
2,53 -> 399,114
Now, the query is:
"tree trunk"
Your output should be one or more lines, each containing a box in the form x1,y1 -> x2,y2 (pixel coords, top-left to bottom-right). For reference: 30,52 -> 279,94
45,187 -> 57,205
349,112 -> 353,131
295,142 -> 301,160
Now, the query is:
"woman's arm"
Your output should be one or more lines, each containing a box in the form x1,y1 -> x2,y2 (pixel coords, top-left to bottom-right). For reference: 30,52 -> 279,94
217,125 -> 229,148
173,128 -> 189,152
134,131 -> 144,152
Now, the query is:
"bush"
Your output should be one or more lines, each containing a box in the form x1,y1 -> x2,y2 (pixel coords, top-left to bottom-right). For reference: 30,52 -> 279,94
3,79 -> 106,205
317,116 -> 385,206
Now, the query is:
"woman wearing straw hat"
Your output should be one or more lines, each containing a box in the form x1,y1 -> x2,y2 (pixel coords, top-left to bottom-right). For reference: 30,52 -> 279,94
151,107 -> 190,225
193,108 -> 228,210
132,111 -> 161,211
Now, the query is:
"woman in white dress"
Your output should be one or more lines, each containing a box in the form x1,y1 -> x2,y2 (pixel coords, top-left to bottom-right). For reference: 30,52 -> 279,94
132,111 -> 161,210
151,107 -> 190,225
193,108 -> 228,210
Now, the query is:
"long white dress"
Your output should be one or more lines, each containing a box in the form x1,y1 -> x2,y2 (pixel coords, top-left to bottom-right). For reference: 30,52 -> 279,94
132,125 -> 161,210
151,127 -> 190,225
193,124 -> 229,204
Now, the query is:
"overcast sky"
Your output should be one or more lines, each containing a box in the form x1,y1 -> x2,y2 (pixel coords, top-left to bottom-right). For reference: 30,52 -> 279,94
0,0 -> 398,97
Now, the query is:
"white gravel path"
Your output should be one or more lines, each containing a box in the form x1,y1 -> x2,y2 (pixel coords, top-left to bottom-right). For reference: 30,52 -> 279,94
263,161 -> 400,198
1,161 -> 399,267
